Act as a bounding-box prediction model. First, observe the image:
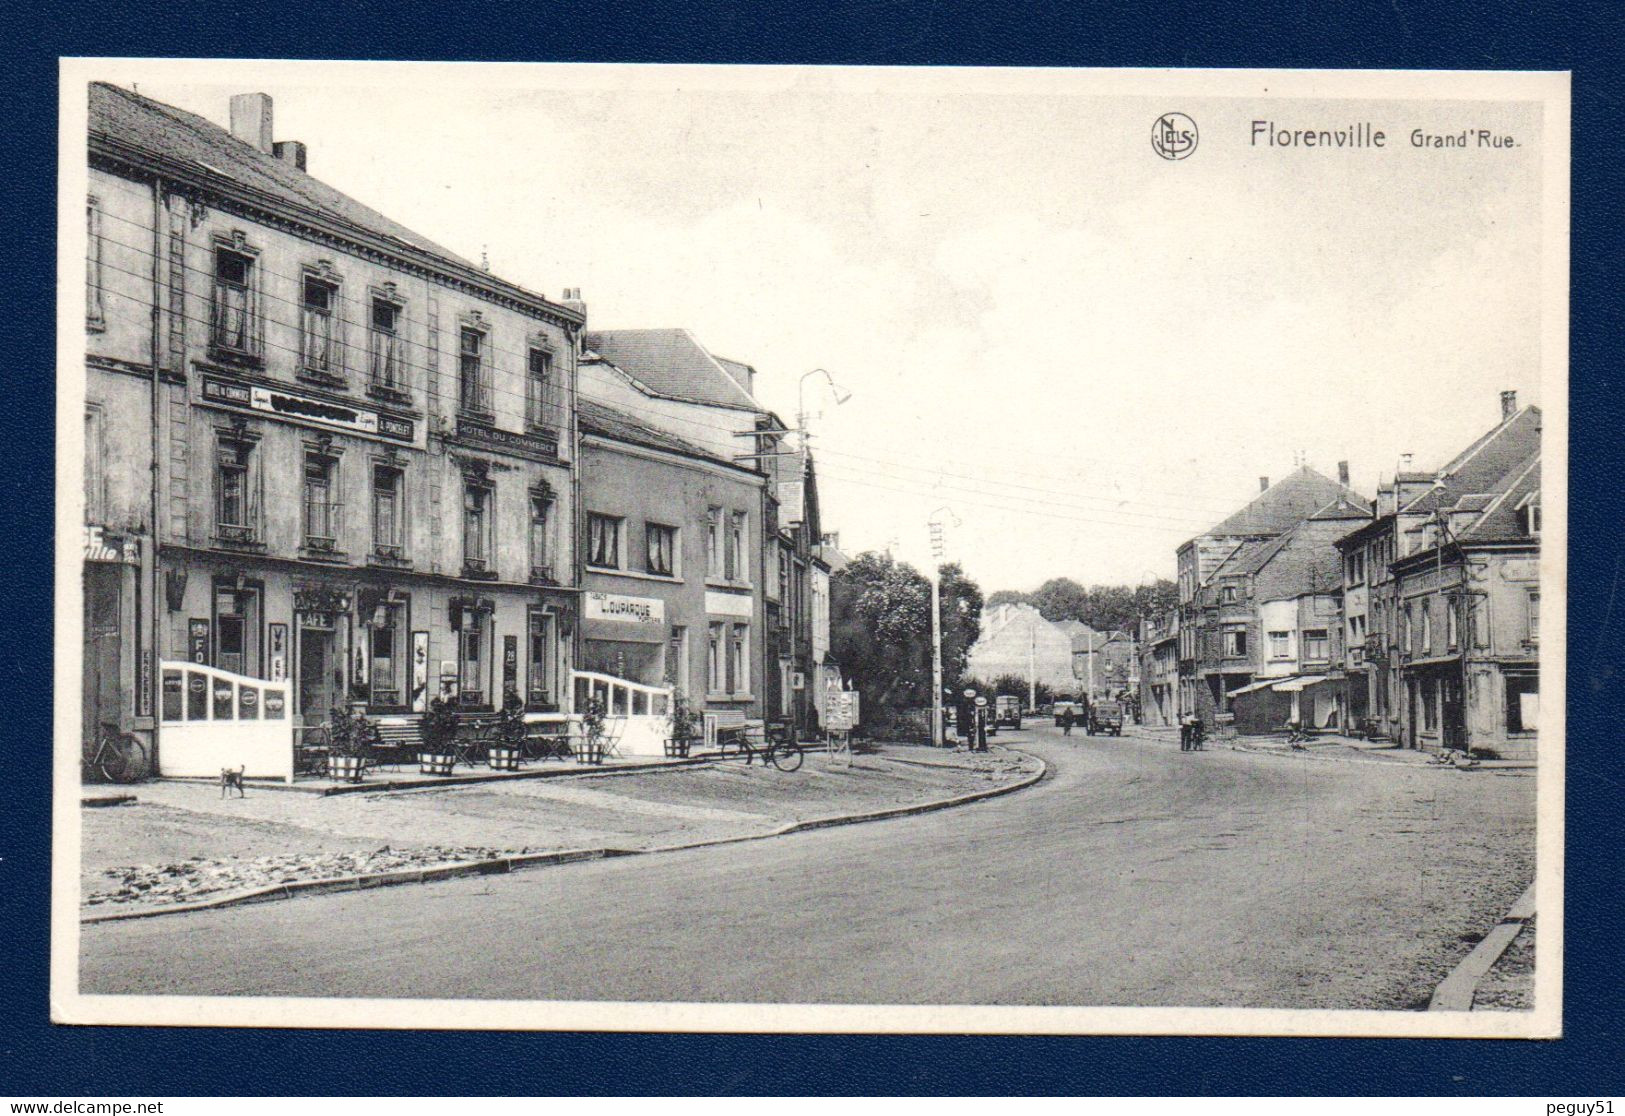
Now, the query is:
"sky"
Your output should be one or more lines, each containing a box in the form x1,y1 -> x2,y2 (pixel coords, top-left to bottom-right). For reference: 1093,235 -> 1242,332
91,63 -> 1550,595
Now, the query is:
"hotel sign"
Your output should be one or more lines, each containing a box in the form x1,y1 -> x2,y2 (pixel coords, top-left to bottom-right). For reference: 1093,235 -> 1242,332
202,376 -> 415,443
585,591 -> 665,625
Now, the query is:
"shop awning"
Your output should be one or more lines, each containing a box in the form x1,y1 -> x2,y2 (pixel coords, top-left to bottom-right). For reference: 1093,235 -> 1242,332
1271,675 -> 1330,692
1227,679 -> 1278,697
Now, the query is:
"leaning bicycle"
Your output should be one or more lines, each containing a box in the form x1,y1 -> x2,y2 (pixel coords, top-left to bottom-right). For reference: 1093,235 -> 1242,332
82,722 -> 147,784
759,723 -> 805,772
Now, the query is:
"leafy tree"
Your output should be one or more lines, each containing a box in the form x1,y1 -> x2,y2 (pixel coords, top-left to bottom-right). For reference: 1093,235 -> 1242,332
1029,577 -> 1090,623
830,552 -> 984,722
984,588 -> 1029,609
938,561 -> 983,694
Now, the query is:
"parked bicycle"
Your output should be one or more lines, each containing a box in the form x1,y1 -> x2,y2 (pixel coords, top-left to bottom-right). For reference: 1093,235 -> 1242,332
82,722 -> 147,784
729,722 -> 804,772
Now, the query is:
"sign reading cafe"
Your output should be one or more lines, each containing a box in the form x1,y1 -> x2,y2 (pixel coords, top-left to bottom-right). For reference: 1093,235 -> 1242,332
585,591 -> 665,625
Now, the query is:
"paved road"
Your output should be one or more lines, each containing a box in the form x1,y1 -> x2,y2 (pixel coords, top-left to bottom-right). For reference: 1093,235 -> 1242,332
80,726 -> 1535,1008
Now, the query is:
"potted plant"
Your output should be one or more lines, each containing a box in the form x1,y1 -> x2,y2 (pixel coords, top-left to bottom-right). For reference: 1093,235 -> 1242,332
488,685 -> 526,771
575,697 -> 608,766
419,694 -> 460,776
664,692 -> 699,759
326,701 -> 375,784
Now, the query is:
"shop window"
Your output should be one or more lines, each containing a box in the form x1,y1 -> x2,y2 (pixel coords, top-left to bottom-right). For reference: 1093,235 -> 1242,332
369,297 -> 403,390
1303,629 -> 1329,660
530,494 -> 555,580
372,465 -> 405,557
587,512 -> 622,569
86,196 -> 104,329
463,483 -> 493,572
1506,675 -> 1539,733
1267,631 -> 1291,660
301,272 -> 341,377
215,437 -> 261,544
455,608 -> 488,708
646,522 -> 677,577
1422,677 -> 1437,732
707,622 -> 723,693
303,454 -> 341,551
214,585 -> 261,677
667,625 -> 688,689
368,602 -> 405,708
526,344 -> 558,431
458,325 -> 490,416
210,240 -> 259,357
527,609 -> 555,706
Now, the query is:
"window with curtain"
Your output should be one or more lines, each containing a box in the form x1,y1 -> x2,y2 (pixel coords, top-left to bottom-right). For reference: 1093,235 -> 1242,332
646,523 -> 676,577
588,513 -> 621,568
211,248 -> 256,354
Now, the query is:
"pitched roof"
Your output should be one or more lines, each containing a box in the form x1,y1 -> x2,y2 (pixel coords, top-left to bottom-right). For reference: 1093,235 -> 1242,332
1201,466 -> 1363,538
1403,406 -> 1542,515
1212,536 -> 1289,580
1458,453 -> 1540,542
577,397 -> 724,464
90,82 -> 476,269
584,329 -> 761,410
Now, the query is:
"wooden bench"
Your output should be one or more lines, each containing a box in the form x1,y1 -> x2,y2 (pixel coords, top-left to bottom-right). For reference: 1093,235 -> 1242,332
370,718 -> 425,771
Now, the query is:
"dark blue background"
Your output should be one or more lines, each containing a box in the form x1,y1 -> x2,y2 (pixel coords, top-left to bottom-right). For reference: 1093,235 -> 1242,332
4,0 -> 1621,1096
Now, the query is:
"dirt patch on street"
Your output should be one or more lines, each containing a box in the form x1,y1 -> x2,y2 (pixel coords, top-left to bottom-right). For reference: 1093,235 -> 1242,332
81,745 -> 1041,913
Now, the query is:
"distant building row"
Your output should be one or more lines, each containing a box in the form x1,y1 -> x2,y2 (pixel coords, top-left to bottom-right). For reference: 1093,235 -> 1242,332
1141,393 -> 1541,761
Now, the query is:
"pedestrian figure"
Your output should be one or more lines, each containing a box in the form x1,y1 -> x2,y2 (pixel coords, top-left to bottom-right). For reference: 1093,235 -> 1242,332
957,688 -> 977,749
972,698 -> 990,752
1059,704 -> 1074,736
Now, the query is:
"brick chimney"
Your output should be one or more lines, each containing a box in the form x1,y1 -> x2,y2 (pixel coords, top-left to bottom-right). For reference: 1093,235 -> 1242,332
1500,390 -> 1518,420
1337,460 -> 1350,486
273,140 -> 307,171
1259,476 -> 1270,493
230,93 -> 275,154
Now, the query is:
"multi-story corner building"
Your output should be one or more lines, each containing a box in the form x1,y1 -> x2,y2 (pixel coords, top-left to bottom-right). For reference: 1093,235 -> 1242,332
579,325 -> 833,734
1138,609 -> 1179,727
1388,396 -> 1542,759
1194,494 -> 1370,733
85,83 -> 583,758
575,398 -> 765,723
1175,465 -> 1363,727
1335,395 -> 1541,750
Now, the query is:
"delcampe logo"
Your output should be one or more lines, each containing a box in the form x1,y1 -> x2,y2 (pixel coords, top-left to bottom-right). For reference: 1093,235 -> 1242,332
1152,112 -> 1199,160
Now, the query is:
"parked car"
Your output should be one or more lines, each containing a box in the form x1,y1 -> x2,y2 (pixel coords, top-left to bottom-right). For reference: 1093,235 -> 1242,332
1088,699 -> 1125,736
994,695 -> 1023,730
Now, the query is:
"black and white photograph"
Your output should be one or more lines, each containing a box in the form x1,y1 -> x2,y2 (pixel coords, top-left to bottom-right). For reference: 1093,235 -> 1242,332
53,60 -> 1567,1036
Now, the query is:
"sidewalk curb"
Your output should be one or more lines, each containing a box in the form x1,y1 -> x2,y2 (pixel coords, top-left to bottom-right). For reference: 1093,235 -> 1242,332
81,751 -> 1048,925
82,793 -> 138,808
1428,881 -> 1536,1011
1225,740 -> 1533,771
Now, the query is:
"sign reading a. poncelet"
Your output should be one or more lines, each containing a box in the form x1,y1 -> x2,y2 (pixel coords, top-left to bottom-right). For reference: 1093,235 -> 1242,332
585,591 -> 665,625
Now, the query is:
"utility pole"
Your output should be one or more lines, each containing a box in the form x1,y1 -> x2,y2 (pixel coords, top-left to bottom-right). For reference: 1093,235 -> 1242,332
927,506 -> 958,748
1086,628 -> 1096,701
1028,623 -> 1036,712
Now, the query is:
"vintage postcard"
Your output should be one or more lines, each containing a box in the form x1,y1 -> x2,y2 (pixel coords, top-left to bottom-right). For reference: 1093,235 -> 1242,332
53,59 -> 1567,1036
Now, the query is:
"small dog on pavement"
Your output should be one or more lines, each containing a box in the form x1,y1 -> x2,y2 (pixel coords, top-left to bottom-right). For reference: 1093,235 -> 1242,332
220,765 -> 246,798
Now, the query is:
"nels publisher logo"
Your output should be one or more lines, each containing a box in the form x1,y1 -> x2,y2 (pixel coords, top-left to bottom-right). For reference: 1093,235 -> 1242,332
1152,112 -> 1199,160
